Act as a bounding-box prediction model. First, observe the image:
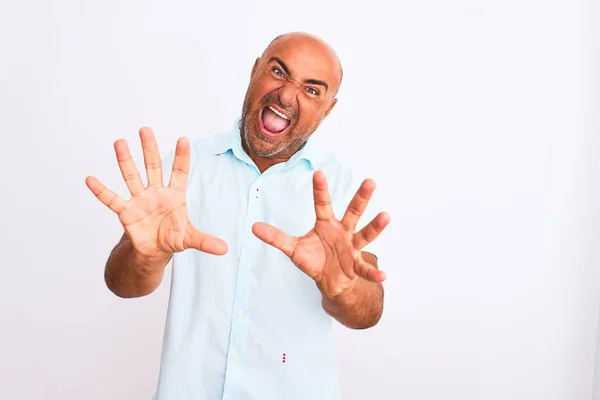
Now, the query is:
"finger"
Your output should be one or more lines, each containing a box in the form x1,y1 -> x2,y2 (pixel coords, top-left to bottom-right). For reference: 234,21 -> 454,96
184,225 -> 229,255
252,222 -> 297,258
85,175 -> 127,214
312,171 -> 335,221
139,127 -> 163,187
341,178 -> 376,231
114,139 -> 145,195
355,258 -> 387,283
353,212 -> 391,250
168,137 -> 191,192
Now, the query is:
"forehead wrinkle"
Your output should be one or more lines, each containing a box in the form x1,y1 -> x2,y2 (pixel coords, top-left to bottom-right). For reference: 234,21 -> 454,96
260,32 -> 343,94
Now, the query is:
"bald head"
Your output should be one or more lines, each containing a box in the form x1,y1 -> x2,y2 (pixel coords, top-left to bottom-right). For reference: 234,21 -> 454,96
239,31 -> 343,170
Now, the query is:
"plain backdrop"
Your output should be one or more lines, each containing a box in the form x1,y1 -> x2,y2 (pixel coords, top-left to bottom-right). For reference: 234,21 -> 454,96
0,0 -> 598,399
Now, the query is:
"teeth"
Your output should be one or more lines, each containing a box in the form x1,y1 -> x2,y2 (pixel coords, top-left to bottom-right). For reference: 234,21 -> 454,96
268,106 -> 289,120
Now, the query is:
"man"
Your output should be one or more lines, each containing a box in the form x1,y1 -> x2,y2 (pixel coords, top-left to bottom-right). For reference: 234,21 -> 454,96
86,32 -> 391,400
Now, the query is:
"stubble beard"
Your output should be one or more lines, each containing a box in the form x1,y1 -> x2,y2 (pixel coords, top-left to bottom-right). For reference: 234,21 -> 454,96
240,99 -> 281,158
240,92 -> 315,160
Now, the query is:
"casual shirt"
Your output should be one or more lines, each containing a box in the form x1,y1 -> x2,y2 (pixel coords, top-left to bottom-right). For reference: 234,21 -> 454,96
153,122 -> 382,400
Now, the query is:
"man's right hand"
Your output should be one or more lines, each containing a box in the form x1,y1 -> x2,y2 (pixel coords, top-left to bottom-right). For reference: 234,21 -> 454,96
86,127 -> 228,265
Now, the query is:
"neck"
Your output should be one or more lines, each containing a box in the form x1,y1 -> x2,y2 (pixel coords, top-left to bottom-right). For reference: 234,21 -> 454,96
247,148 -> 288,173
239,129 -> 307,174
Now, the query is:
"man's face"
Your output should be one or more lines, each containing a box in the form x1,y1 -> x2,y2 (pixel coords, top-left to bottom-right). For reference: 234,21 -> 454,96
240,36 -> 341,160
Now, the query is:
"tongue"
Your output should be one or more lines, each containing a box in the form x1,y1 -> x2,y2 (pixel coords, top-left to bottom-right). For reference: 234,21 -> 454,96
262,107 -> 290,133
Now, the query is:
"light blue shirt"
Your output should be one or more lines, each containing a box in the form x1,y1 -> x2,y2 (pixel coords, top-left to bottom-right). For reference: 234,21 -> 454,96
154,122 -> 382,400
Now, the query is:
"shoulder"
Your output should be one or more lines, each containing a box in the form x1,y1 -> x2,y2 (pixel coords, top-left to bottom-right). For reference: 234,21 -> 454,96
161,131 -> 223,159
167,129 -> 237,161
188,131 -> 228,153
311,146 -> 387,240
307,148 -> 373,220
313,148 -> 369,200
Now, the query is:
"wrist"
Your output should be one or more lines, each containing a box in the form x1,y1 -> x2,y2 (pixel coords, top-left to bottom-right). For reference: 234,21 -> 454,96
129,247 -> 172,276
316,273 -> 356,296
121,233 -> 170,271
320,279 -> 359,307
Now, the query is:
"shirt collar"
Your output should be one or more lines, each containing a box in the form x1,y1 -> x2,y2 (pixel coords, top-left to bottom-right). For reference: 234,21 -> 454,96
209,120 -> 327,170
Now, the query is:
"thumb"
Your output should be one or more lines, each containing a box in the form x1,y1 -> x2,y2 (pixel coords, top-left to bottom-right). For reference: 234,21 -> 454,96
252,222 -> 297,258
184,224 -> 229,255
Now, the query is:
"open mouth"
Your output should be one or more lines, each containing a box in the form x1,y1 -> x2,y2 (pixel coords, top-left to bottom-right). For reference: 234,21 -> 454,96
259,105 -> 291,137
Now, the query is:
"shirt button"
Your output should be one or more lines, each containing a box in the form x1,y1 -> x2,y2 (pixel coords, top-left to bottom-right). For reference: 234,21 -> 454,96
232,354 -> 239,362
245,264 -> 250,271
238,310 -> 245,317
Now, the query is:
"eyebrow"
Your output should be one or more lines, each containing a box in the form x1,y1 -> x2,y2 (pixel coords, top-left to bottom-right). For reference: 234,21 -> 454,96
268,56 -> 329,93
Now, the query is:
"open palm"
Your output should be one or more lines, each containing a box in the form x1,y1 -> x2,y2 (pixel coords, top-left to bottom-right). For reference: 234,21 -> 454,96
85,127 -> 228,259
252,171 -> 390,297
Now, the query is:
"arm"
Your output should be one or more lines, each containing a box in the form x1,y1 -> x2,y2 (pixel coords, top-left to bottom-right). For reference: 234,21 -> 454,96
252,172 -> 391,329
321,252 -> 384,329
87,129 -> 228,299
104,233 -> 172,298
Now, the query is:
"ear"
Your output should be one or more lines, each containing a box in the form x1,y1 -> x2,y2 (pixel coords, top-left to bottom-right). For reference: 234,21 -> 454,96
322,97 -> 338,120
251,57 -> 260,79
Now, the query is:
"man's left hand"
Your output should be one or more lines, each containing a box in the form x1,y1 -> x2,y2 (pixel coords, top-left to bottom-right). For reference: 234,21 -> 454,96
252,170 -> 390,298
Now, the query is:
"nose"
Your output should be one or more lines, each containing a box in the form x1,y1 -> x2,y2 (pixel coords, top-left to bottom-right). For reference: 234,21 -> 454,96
278,81 -> 298,108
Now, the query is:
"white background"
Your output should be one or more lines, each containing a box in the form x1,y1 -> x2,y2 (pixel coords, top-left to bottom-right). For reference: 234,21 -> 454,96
0,0 -> 598,399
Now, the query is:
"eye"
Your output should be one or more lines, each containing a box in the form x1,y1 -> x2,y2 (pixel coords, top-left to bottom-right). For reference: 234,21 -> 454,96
306,87 -> 319,96
272,67 -> 285,77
